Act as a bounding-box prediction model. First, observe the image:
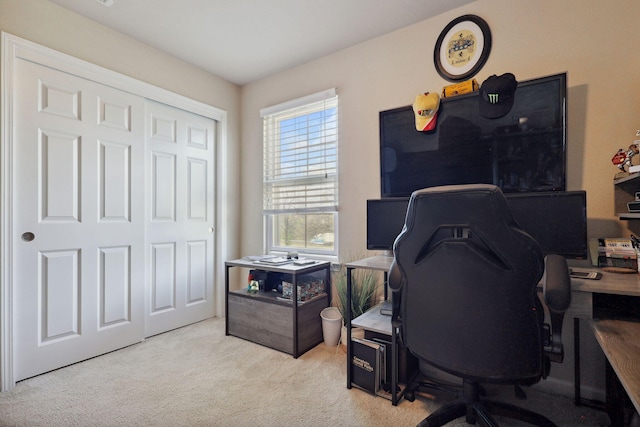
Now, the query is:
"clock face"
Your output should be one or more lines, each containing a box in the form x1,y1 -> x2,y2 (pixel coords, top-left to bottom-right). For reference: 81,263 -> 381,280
434,15 -> 491,82
446,29 -> 477,69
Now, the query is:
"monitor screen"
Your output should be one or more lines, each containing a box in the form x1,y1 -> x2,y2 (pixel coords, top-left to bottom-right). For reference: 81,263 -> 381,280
366,190 -> 588,259
505,191 -> 588,259
366,198 -> 409,251
380,73 -> 567,198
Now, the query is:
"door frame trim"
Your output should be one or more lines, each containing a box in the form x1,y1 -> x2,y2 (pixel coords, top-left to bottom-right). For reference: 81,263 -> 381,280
0,32 -> 229,391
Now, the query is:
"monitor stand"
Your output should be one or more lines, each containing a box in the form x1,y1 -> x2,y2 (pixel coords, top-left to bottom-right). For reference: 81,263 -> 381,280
383,250 -> 393,257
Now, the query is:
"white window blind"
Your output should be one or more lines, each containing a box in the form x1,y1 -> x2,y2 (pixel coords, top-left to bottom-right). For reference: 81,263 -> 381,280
262,89 -> 338,214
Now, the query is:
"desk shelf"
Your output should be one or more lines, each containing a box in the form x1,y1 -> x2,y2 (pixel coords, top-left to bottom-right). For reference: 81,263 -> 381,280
352,304 -> 418,398
614,173 -> 640,219
345,255 -> 417,405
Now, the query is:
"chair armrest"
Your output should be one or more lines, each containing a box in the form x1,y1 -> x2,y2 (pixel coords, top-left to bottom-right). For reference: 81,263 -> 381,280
388,260 -> 404,330
388,260 -> 403,291
542,254 -> 571,313
541,254 -> 571,364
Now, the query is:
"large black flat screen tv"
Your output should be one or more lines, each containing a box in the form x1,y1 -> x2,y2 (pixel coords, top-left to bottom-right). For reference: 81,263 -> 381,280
380,73 -> 567,198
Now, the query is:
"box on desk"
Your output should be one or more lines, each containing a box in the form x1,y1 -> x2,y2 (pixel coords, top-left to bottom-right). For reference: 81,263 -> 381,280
281,278 -> 325,301
598,255 -> 638,271
597,238 -> 638,271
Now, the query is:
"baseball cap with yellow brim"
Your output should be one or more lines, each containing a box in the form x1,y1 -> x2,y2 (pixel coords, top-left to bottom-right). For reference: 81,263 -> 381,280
413,92 -> 440,131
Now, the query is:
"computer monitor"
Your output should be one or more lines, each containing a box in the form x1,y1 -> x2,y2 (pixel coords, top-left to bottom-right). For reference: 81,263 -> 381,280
366,198 -> 409,253
366,190 -> 588,259
505,191 -> 588,259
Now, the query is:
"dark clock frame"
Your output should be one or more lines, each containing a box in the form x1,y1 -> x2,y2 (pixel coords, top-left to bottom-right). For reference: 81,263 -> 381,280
434,14 -> 492,82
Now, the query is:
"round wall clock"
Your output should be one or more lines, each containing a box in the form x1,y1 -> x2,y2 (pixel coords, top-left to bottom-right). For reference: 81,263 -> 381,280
434,15 -> 492,82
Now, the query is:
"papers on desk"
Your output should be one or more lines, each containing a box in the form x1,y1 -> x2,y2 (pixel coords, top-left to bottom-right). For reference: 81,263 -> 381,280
243,255 -> 277,261
253,256 -> 292,265
245,255 -> 317,266
596,238 -> 638,271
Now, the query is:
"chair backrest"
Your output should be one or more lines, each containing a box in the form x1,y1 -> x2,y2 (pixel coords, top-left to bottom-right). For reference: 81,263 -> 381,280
393,184 -> 545,384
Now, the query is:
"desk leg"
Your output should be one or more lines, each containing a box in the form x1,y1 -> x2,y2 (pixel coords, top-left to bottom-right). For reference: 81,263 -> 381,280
292,272 -> 299,358
346,266 -> 353,389
574,317 -> 581,406
225,265 -> 231,336
574,317 -> 607,411
391,326 -> 398,406
325,264 -> 332,302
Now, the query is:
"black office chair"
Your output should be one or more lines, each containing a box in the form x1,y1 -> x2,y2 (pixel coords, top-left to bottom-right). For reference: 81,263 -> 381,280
389,184 -> 571,427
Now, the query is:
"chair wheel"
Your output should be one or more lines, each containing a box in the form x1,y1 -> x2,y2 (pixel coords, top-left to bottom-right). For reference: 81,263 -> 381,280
405,390 -> 415,401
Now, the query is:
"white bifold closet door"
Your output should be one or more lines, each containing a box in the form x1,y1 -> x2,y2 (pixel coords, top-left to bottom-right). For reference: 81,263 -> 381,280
12,57 -> 215,382
145,100 -> 215,337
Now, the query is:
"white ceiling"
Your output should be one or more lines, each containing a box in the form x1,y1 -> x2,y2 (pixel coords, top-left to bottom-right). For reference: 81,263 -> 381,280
48,0 -> 474,86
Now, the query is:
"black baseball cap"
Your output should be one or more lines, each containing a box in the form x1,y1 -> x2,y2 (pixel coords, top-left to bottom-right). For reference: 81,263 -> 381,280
479,73 -> 517,119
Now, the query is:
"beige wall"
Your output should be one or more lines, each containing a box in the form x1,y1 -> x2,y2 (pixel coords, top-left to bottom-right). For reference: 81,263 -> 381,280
0,0 -> 242,262
241,0 -> 640,261
5,0 -> 636,273
240,0 -> 640,396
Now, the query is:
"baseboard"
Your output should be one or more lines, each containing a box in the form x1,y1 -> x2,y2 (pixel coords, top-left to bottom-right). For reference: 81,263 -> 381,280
532,377 -> 606,403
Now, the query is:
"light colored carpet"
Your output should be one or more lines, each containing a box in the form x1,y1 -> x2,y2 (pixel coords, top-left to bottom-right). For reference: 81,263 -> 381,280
0,318 -> 609,426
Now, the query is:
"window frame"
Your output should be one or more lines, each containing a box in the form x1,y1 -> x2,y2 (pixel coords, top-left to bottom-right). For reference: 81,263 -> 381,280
265,212 -> 338,257
261,89 -> 338,257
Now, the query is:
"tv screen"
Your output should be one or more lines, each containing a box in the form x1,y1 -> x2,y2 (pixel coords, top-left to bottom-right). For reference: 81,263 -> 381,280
380,73 -> 567,198
366,190 -> 587,259
366,198 -> 409,252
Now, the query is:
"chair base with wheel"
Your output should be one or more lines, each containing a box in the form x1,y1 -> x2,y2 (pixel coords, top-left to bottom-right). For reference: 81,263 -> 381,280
416,379 -> 557,427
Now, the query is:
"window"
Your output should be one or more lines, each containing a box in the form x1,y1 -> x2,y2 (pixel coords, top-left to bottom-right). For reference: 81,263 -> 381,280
261,89 -> 338,256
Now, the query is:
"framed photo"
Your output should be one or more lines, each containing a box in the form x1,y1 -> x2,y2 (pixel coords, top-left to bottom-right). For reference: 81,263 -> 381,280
434,15 -> 491,82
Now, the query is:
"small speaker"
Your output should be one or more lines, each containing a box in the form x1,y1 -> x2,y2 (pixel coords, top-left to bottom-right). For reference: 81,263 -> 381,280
628,201 -> 640,212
